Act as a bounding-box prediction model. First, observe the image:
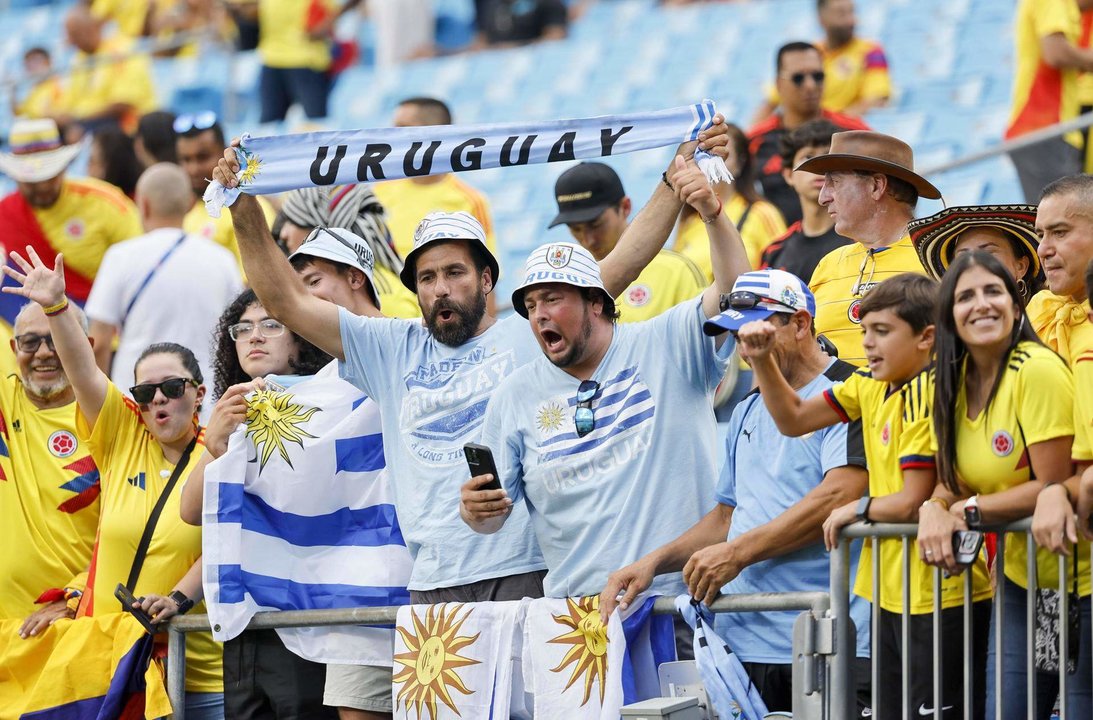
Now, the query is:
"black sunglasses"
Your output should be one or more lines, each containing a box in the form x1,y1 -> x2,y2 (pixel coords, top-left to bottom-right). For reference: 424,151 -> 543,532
719,291 -> 797,314
13,333 -> 54,353
785,70 -> 825,86
130,378 -> 198,404
303,227 -> 375,270
573,380 -> 599,437
173,111 -> 218,134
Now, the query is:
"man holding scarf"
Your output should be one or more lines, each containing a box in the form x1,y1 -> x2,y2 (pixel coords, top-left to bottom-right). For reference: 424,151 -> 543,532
210,114 -> 732,603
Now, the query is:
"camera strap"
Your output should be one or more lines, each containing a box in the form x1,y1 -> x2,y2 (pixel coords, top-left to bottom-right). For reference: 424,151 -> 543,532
124,436 -> 198,592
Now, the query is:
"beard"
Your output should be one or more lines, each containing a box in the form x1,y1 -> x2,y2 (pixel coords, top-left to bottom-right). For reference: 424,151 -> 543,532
828,25 -> 853,46
547,310 -> 594,369
425,290 -> 488,347
23,374 -> 70,401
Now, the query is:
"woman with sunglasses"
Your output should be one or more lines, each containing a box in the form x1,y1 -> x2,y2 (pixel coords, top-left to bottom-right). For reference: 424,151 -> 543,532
916,251 -> 1086,719
2,247 -> 223,719
180,287 -> 334,719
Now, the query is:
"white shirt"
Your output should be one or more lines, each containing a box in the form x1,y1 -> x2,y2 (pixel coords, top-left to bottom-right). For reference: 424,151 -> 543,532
85,227 -> 243,409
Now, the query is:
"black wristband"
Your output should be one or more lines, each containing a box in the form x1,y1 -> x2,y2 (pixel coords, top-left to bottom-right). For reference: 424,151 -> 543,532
661,171 -> 674,191
856,495 -> 872,523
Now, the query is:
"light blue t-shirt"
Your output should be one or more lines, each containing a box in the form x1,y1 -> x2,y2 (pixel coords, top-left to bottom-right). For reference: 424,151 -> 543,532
713,358 -> 872,663
480,298 -> 731,598
338,310 -> 546,590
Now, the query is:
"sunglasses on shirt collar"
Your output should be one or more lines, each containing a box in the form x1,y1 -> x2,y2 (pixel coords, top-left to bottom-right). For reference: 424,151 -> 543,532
573,380 -> 599,437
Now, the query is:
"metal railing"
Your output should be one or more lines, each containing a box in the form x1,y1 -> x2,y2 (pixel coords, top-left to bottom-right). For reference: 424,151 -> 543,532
166,590 -> 836,720
832,518 -> 1092,720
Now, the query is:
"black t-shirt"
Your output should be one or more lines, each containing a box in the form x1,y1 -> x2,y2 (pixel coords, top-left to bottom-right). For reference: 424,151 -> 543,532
475,0 -> 567,44
760,222 -> 853,284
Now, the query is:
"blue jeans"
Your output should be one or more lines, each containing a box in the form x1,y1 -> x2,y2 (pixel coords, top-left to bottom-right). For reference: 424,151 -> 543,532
985,577 -> 1092,719
185,691 -> 225,720
258,65 -> 330,123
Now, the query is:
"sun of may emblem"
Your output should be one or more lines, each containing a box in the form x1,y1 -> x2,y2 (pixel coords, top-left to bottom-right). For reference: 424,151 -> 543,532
237,147 -> 263,185
548,596 -> 610,706
393,604 -> 481,720
244,388 -> 320,472
536,401 -> 566,434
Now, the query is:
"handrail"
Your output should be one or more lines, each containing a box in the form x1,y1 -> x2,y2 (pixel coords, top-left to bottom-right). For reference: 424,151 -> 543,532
840,516 -> 1033,539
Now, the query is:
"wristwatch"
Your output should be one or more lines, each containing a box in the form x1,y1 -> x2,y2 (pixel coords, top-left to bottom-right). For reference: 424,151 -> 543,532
856,495 -> 872,523
964,495 -> 982,528
168,590 -> 195,615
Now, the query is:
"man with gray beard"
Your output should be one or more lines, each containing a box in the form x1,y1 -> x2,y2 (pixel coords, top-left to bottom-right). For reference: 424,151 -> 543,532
0,302 -> 101,636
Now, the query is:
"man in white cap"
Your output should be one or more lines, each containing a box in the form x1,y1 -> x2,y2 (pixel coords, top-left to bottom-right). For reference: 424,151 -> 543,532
459,157 -> 748,605
598,269 -> 873,714
0,118 -> 141,328
212,118 -> 732,604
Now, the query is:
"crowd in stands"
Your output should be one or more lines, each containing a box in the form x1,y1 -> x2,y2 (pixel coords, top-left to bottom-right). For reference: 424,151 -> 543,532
5,0 -> 1093,719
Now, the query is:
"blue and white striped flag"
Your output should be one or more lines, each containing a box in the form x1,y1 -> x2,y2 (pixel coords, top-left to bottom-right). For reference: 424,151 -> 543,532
202,372 -> 412,665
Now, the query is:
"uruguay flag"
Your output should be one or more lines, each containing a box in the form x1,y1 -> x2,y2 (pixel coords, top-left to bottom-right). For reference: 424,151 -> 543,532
202,373 -> 412,665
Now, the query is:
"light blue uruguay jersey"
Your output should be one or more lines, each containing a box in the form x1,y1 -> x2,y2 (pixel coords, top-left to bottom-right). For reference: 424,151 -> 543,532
338,309 -> 546,590
714,358 -> 872,663
480,298 -> 731,598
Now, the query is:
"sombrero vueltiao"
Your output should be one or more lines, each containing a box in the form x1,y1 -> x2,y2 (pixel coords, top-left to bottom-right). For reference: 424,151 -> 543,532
0,118 -> 83,183
795,130 -> 942,200
907,205 -> 1041,283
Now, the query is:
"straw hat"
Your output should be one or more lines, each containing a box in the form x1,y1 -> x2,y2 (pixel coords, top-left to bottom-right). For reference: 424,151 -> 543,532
794,130 -> 941,200
0,118 -> 82,183
907,204 -> 1041,282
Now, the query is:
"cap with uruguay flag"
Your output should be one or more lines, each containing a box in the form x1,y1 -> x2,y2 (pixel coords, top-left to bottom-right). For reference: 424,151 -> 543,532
703,269 -> 816,336
400,211 -> 500,293
511,241 -> 616,318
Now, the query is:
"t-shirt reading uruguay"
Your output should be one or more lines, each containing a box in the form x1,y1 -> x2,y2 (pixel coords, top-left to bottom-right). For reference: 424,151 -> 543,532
714,359 -> 871,663
479,299 -> 730,598
338,309 -> 546,590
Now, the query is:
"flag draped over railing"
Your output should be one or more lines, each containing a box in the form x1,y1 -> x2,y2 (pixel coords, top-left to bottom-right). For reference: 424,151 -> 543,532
202,374 -> 412,665
203,101 -> 731,215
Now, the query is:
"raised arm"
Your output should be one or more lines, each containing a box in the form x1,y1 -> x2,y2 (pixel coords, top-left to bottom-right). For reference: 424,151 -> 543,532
599,115 -> 730,296
213,147 -> 347,360
2,249 -> 108,427
737,320 -> 841,435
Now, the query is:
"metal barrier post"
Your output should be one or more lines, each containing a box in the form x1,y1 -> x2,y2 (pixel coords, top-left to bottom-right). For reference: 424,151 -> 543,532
932,567 -> 943,719
167,625 -> 187,720
1059,552 -> 1070,719
1026,533 -> 1037,719
830,537 -> 853,720
994,534 -> 1005,718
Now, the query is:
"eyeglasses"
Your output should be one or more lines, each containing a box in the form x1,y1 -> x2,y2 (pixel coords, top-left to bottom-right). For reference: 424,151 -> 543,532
229,319 -> 286,342
13,333 -> 54,353
573,380 -> 599,437
852,250 -> 879,297
719,290 -> 798,314
129,378 -> 198,404
782,70 -> 825,86
173,111 -> 219,134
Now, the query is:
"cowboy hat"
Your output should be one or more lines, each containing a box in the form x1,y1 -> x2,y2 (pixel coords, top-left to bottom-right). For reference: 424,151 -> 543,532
0,118 -> 82,183
794,130 -> 942,200
907,204 -> 1042,282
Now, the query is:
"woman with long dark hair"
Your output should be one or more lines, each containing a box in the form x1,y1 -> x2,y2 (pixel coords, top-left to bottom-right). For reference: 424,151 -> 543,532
673,123 -> 786,274
917,250 -> 1085,719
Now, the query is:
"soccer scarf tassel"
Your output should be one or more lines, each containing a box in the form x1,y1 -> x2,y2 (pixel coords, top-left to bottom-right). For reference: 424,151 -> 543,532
204,101 -> 731,216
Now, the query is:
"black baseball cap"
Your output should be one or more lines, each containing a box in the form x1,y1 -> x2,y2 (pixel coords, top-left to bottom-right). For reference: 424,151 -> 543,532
547,162 -> 626,228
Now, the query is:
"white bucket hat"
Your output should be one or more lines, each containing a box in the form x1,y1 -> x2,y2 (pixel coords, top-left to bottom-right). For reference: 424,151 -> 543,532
0,118 -> 83,183
511,241 -> 615,318
400,211 -> 499,292
289,227 -> 382,309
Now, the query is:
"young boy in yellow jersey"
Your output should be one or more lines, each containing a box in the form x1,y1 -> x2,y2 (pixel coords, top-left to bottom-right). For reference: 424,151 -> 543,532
738,273 -> 992,720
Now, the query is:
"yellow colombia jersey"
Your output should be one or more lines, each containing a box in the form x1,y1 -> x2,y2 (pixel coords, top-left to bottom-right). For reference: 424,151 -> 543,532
58,36 -> 156,134
183,195 -> 277,271
373,264 -> 422,320
1075,348 -> 1093,463
616,250 -> 705,324
942,342 -> 1088,595
373,175 -> 499,261
674,195 -> 786,279
90,0 -> 151,37
77,385 -> 221,692
765,37 -> 891,114
1007,0 -> 1082,146
824,368 -> 992,613
34,178 -> 142,292
0,376 -> 100,619
258,0 -> 335,70
809,237 -> 924,367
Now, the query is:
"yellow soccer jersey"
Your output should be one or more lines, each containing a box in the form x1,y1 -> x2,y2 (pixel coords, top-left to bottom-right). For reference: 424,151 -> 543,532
616,250 -> 705,323
183,195 -> 277,271
1007,0 -> 1082,146
764,37 -> 891,114
824,368 -> 991,613
674,195 -> 787,278
0,376 -> 100,619
809,237 -> 924,367
373,264 -> 422,320
1075,349 -> 1093,462
77,385 -> 221,692
373,175 -> 498,260
945,342 -> 1088,594
257,0 -> 335,70
34,178 -> 142,298
57,36 -> 156,133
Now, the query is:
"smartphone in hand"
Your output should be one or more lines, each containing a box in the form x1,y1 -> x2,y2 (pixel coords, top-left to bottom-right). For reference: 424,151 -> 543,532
464,443 -> 501,491
952,530 -> 985,566
114,583 -> 160,634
